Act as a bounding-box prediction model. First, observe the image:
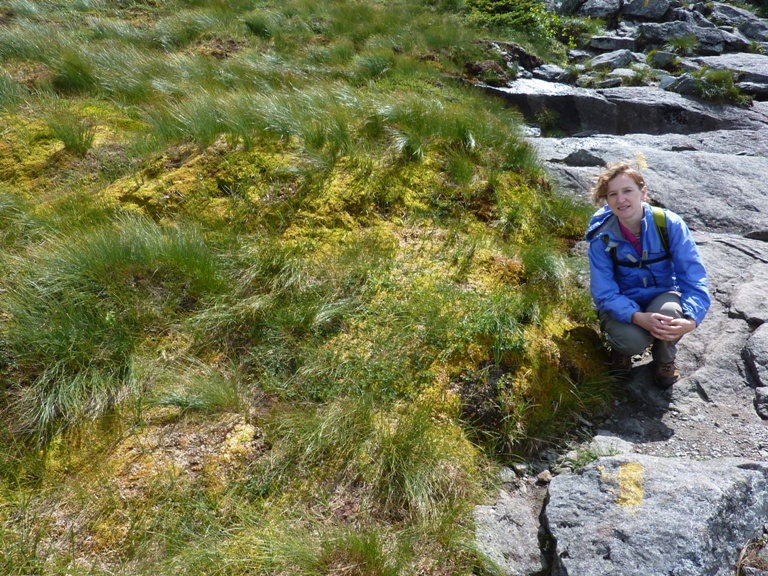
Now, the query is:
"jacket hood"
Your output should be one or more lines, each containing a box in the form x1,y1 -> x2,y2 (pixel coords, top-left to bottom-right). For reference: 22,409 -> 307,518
584,205 -> 615,241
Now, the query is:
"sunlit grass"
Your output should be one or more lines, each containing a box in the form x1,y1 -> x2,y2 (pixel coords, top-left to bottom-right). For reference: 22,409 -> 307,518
152,9 -> 241,51
0,71 -> 26,110
152,359 -> 243,414
0,215 -> 226,443
0,1 -> 614,573
44,109 -> 96,157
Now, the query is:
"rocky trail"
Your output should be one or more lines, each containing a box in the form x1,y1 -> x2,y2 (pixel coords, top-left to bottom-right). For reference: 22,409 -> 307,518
471,2 -> 768,574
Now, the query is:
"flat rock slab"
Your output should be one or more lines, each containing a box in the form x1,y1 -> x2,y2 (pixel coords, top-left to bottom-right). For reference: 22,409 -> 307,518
485,83 -> 768,136
531,126 -> 768,234
545,455 -> 768,576
693,53 -> 768,84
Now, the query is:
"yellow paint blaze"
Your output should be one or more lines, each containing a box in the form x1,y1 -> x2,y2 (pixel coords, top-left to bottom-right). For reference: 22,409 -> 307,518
617,461 -> 644,506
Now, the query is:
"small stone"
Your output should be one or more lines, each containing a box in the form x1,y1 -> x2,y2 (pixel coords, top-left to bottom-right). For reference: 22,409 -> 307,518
499,466 -> 518,483
537,470 -> 553,485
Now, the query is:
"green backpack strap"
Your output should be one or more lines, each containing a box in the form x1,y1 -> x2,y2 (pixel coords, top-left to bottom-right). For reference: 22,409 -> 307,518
651,206 -> 669,254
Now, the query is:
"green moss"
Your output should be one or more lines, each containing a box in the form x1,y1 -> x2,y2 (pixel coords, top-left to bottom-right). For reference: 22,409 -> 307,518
0,0 -> 613,572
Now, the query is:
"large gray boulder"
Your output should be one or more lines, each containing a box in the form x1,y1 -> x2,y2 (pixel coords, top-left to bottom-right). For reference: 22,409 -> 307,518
545,456 -> 768,576
486,82 -> 768,137
590,48 -> 635,70
739,17 -> 768,42
694,53 -> 768,86
621,0 -> 669,21
746,324 -> 768,387
577,0 -> 623,19
638,21 -> 729,54
590,34 -> 638,51
669,7 -> 717,28
475,477 -> 549,576
710,2 -> 768,40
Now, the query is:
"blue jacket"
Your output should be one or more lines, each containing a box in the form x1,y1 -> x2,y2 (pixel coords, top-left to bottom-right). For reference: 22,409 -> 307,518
585,203 -> 710,326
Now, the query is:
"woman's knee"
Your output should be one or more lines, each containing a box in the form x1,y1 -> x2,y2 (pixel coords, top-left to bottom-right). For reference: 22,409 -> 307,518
604,323 -> 653,355
648,291 -> 683,317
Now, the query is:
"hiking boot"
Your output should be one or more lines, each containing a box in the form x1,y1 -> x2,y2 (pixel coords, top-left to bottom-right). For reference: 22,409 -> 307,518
611,351 -> 632,380
654,361 -> 679,389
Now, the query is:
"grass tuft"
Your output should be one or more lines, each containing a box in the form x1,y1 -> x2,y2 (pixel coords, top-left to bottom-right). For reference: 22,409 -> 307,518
1,215 -> 225,443
44,110 -> 96,157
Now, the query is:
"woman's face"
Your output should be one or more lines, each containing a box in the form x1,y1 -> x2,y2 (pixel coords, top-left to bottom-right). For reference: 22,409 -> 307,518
605,173 -> 647,229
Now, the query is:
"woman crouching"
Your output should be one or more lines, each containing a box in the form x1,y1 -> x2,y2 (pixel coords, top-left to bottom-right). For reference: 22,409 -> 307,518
585,161 -> 710,388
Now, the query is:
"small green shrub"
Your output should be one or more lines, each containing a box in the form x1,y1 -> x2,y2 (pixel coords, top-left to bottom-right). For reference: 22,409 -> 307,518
749,40 -> 765,54
665,34 -> 699,56
554,15 -> 604,49
465,0 -> 566,59
695,67 -> 752,106
624,65 -> 657,87
535,107 -> 561,136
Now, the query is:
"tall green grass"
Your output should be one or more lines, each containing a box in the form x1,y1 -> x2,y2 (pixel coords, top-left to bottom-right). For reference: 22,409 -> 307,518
44,109 -> 95,157
0,216 -> 225,443
0,1 -> 613,574
232,396 -> 486,571
0,71 -> 26,110
0,0 -> 608,455
0,189 -> 39,250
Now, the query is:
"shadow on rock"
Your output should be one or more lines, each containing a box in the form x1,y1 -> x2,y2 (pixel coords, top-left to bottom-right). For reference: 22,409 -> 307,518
600,358 -> 675,446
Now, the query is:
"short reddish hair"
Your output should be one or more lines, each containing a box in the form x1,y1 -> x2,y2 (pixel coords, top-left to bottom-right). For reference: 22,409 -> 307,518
590,161 -> 646,206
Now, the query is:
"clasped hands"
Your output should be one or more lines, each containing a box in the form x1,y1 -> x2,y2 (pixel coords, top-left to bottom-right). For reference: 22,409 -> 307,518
632,311 -> 697,341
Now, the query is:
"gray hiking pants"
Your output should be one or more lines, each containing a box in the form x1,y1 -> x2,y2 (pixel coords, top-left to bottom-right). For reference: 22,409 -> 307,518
599,291 -> 683,363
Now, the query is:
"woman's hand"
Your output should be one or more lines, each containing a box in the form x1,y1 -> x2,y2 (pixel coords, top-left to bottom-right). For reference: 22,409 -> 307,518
632,312 -> 697,341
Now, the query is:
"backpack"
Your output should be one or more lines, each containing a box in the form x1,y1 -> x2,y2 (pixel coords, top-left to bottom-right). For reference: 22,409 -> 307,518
603,206 -> 670,269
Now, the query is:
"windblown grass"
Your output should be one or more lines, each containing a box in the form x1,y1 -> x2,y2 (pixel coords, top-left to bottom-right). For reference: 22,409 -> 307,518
1,215 -> 225,443
44,107 -> 96,157
0,0 -> 612,573
0,71 -> 25,110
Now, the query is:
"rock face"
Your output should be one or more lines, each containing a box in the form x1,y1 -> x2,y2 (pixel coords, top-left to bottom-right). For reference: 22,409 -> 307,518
488,82 -> 768,136
472,2 -> 768,574
474,475 -> 549,575
532,124 -> 768,234
547,457 -> 768,575
466,3 -> 768,140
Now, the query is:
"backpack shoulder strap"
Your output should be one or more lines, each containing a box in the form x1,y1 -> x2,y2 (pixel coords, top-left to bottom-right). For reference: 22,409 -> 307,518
651,206 -> 669,254
601,233 -> 619,273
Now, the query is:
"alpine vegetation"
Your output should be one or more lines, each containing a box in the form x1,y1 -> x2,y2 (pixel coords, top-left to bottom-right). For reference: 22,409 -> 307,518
0,1 -> 612,574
